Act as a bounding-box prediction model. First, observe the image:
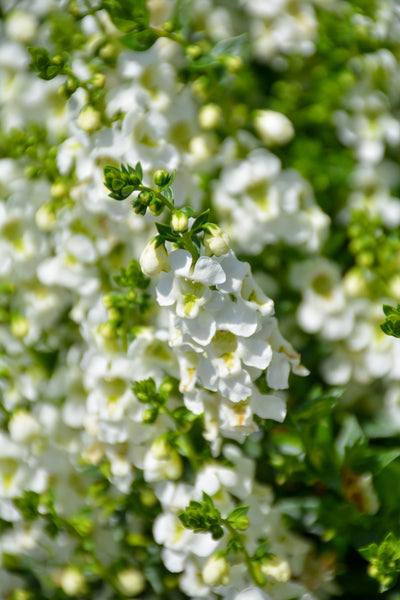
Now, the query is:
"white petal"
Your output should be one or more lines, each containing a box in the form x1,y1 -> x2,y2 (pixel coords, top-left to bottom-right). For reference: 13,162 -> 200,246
168,249 -> 192,275
251,391 -> 286,422
234,587 -> 272,600
191,256 -> 226,285
241,337 -> 273,370
156,273 -> 177,306
216,251 -> 250,293
266,353 -> 291,390
184,311 -> 216,346
198,357 -> 218,391
218,371 -> 252,402
216,298 -> 258,337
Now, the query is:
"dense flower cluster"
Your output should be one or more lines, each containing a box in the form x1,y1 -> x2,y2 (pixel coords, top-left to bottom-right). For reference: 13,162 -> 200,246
2,1 -> 400,599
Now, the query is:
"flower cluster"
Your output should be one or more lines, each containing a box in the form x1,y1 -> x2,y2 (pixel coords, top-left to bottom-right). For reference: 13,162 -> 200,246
156,246 -> 307,443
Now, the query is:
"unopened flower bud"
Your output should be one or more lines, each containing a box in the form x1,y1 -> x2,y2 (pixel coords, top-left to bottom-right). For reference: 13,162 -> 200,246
77,106 -> 101,132
202,555 -> 231,586
116,568 -> 146,596
186,45 -> 202,60
253,109 -> 294,146
203,224 -> 230,256
11,315 -> 29,339
50,182 -> 68,199
59,567 -> 86,596
171,210 -> 188,233
154,169 -> 170,187
92,73 -> 106,88
149,197 -> 164,216
99,42 -> 118,60
139,238 -> 168,277
225,55 -> 243,72
198,103 -> 223,129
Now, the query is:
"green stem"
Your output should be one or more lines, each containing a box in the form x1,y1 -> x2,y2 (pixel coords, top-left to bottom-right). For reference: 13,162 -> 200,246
138,185 -> 175,212
224,522 -> 265,587
181,231 -> 199,262
160,406 -> 199,471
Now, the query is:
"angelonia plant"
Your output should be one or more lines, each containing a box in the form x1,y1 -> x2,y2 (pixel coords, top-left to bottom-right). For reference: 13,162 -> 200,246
104,162 -> 308,446
3,1 -> 400,599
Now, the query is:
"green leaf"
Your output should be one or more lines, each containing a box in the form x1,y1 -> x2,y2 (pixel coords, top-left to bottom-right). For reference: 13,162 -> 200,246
103,0 -> 150,32
252,539 -> 271,561
155,222 -> 179,242
226,505 -> 250,530
383,304 -> 397,316
211,34 -> 248,57
336,415 -> 365,459
120,29 -> 159,52
135,161 -> 143,180
180,206 -> 195,218
191,209 -> 210,232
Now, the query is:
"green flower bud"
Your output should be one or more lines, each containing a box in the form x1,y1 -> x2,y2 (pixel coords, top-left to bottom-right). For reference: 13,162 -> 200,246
149,197 -> 164,216
171,210 -> 188,233
138,190 -> 153,206
154,169 -> 170,187
186,45 -> 202,60
142,407 -> 158,424
92,73 -> 106,88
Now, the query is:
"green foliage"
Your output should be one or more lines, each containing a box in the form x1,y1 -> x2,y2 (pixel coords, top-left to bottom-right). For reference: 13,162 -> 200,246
226,505 -> 250,531
102,258 -> 152,349
103,163 -> 143,201
103,0 -> 150,33
103,0 -> 159,51
360,533 -> 400,592
179,492 -> 224,539
381,304 -> 400,338
28,46 -> 69,80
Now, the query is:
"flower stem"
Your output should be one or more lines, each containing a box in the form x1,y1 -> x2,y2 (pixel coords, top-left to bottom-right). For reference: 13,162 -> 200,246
138,185 -> 175,212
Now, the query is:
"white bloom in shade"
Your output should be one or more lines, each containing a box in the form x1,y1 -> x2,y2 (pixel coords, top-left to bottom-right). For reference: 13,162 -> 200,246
140,238 -> 169,276
116,568 -> 146,596
261,556 -> 291,582
204,224 -> 230,256
143,438 -> 183,482
233,587 -> 272,600
59,567 -> 86,596
253,110 -> 294,145
8,410 -> 40,444
202,554 -> 230,585
5,10 -> 38,43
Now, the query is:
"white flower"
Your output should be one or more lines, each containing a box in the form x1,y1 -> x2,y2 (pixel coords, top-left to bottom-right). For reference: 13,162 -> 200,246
253,110 -> 294,145
116,568 -> 146,596
213,149 -> 329,255
202,554 -> 230,585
